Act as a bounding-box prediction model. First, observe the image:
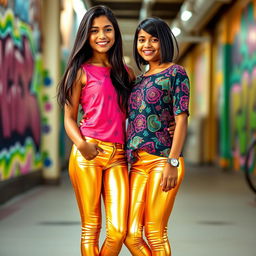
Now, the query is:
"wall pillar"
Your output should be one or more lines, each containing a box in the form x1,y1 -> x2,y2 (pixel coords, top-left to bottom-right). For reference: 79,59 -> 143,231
42,0 -> 61,183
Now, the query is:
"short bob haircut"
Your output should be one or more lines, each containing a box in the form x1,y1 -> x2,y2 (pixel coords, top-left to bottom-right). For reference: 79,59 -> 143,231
133,17 -> 179,70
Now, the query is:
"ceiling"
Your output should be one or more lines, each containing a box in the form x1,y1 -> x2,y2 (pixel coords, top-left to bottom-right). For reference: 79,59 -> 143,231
84,0 -> 232,68
89,0 -> 184,21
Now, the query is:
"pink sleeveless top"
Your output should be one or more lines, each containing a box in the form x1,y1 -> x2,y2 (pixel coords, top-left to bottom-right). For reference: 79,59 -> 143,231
79,63 -> 126,144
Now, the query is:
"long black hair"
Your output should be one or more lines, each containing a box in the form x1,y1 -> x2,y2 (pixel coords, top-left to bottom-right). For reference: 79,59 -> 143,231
57,5 -> 131,112
133,17 -> 179,70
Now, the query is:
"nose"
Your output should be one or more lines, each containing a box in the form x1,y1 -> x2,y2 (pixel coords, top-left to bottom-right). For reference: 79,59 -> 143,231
144,40 -> 152,48
98,30 -> 106,39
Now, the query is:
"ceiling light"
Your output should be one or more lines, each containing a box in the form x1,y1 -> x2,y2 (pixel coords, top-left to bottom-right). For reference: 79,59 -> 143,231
181,10 -> 192,21
172,27 -> 181,37
180,1 -> 194,22
171,20 -> 182,37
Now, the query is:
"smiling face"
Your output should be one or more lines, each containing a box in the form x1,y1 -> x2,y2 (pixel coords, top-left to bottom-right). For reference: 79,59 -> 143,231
89,15 -> 115,55
137,29 -> 161,64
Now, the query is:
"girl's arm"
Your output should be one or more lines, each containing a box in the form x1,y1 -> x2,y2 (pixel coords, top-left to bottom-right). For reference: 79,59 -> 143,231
64,68 -> 103,160
64,68 -> 85,147
161,66 -> 190,192
160,113 -> 188,192
168,113 -> 188,159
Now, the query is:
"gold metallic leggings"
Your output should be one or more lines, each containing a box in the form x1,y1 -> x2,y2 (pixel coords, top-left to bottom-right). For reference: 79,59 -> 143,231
69,137 -> 129,256
125,150 -> 185,256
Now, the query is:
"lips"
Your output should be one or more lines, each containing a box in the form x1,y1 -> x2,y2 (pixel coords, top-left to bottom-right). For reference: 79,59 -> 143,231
96,41 -> 109,46
142,50 -> 154,56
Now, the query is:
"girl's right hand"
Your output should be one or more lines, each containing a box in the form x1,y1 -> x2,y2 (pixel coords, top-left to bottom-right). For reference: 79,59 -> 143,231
167,121 -> 176,137
77,141 -> 104,160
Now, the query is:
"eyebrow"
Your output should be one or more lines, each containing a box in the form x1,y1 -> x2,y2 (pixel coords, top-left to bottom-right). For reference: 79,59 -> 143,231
90,25 -> 113,29
138,35 -> 158,39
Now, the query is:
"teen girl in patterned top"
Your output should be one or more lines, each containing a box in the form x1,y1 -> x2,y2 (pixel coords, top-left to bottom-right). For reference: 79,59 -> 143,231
125,17 -> 190,256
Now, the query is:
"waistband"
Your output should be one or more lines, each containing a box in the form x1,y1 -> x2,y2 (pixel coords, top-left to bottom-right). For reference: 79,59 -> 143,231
84,137 -> 124,149
134,149 -> 184,160
134,149 -> 167,159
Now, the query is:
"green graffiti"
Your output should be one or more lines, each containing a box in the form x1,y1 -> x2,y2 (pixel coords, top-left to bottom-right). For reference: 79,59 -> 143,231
0,138 -> 42,180
0,10 -> 35,54
229,2 -> 256,169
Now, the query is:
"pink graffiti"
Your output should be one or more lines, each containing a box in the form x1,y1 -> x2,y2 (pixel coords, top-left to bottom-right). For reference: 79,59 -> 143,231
0,36 -> 41,145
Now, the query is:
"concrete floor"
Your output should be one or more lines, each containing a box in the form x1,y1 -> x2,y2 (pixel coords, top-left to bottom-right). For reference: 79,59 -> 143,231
0,165 -> 255,256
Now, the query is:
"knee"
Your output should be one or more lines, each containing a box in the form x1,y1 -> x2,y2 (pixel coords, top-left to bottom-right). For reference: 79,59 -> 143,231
124,231 -> 133,247
81,223 -> 101,238
124,230 -> 143,249
108,227 -> 127,243
145,228 -> 170,254
145,228 -> 162,248
116,228 -> 127,242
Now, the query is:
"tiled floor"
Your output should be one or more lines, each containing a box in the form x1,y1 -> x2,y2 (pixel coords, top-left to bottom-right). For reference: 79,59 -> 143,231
0,165 -> 255,256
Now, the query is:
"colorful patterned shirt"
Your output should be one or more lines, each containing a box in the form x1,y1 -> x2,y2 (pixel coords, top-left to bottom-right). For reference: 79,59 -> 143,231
126,64 -> 190,163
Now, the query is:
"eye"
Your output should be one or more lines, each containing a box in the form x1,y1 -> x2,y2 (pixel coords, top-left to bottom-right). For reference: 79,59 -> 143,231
151,38 -> 159,42
90,29 -> 98,33
105,28 -> 113,32
138,39 -> 145,43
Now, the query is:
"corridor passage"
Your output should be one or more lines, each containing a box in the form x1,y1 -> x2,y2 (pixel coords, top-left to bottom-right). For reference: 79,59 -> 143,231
0,165 -> 255,256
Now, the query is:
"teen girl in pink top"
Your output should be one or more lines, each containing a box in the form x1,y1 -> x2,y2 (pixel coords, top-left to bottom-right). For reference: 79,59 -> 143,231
57,6 -> 134,256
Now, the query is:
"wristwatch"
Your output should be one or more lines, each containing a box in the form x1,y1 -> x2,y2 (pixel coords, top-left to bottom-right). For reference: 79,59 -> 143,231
167,158 -> 179,167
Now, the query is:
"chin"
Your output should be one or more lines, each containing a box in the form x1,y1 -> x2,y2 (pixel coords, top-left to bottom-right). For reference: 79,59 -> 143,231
98,48 -> 110,53
94,47 -> 110,53
143,56 -> 155,62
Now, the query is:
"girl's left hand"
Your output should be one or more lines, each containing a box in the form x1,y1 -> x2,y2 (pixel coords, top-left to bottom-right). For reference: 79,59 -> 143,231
160,164 -> 178,192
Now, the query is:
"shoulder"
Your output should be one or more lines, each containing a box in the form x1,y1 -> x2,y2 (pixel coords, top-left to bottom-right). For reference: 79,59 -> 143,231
69,68 -> 86,92
171,64 -> 190,92
171,64 -> 188,76
78,66 -> 87,87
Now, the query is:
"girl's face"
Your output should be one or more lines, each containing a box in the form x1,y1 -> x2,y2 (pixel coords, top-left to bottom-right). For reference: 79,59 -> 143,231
89,15 -> 115,54
137,29 -> 161,63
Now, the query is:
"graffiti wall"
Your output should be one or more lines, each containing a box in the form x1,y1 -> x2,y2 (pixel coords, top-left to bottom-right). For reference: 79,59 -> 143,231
212,0 -> 256,170
212,16 -> 231,168
0,0 -> 48,181
228,1 -> 256,170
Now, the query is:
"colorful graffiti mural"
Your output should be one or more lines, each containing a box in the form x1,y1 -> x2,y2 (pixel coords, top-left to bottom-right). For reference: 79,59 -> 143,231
0,6 -> 46,181
214,39 -> 226,167
229,2 -> 256,170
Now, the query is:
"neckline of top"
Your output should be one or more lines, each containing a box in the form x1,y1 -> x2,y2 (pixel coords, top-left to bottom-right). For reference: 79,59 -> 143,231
84,63 -> 111,69
142,64 -> 176,78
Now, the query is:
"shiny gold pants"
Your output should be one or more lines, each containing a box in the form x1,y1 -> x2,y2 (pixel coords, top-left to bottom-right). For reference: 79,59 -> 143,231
69,137 -> 129,256
125,150 -> 185,256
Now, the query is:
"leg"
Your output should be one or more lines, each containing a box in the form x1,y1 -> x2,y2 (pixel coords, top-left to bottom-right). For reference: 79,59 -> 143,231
125,162 -> 151,256
100,160 -> 129,256
69,145 -> 103,256
145,157 -> 185,256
